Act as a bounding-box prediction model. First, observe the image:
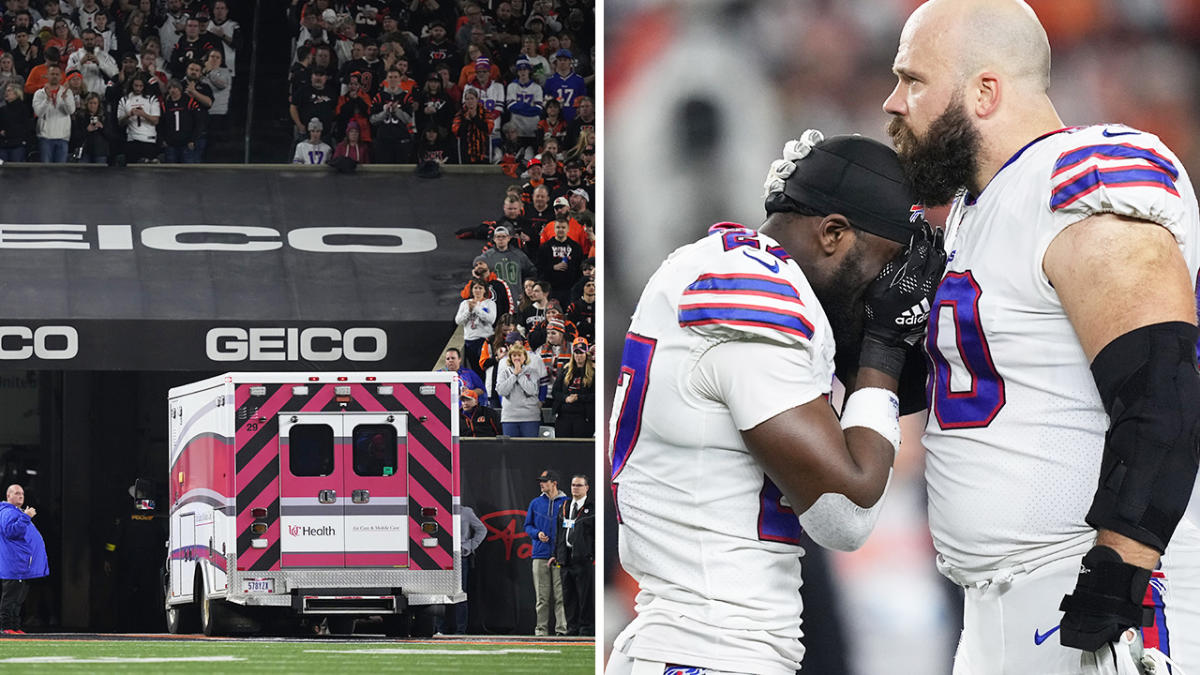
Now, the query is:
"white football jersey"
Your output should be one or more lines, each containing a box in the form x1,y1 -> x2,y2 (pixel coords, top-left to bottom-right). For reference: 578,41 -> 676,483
608,223 -> 836,675
923,124 -> 1200,580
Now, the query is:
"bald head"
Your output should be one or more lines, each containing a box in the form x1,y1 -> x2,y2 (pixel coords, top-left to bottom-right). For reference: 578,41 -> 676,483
885,0 -> 1065,203
6,484 -> 23,506
902,0 -> 1050,93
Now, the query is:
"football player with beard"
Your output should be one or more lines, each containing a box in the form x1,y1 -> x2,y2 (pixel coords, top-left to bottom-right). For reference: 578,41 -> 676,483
884,1 -> 1200,673
606,133 -> 945,675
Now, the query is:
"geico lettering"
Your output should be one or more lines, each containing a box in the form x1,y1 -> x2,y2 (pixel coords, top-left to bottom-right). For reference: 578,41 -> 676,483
0,224 -> 440,253
0,326 -> 79,360
141,225 -> 283,252
206,327 -> 387,362
207,327 -> 248,361
249,327 -> 288,360
0,224 -> 89,249
342,327 -> 386,361
300,327 -> 342,361
288,227 -> 437,253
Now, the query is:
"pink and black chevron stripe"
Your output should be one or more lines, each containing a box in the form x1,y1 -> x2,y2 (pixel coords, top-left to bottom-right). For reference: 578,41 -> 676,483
233,381 -> 457,572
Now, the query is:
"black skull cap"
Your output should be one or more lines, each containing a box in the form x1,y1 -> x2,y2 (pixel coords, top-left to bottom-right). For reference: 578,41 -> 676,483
767,134 -> 924,244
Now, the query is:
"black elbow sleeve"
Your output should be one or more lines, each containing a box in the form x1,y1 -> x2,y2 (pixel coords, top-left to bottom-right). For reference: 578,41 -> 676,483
1085,321 -> 1200,553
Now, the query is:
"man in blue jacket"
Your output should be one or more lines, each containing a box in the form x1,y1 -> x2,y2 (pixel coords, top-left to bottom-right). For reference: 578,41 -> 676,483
0,484 -> 48,634
523,469 -> 568,636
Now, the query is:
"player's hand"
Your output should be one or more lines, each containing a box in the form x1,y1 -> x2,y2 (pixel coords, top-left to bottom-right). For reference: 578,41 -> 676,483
23,506 -> 35,518
537,531 -> 548,542
860,223 -> 946,378
1059,546 -> 1153,652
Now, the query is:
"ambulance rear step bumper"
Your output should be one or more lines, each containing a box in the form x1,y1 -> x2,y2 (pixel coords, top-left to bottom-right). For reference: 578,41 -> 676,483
291,588 -> 408,614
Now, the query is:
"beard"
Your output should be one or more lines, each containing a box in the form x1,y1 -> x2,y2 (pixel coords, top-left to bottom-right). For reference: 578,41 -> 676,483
887,97 -> 982,206
810,242 -> 869,383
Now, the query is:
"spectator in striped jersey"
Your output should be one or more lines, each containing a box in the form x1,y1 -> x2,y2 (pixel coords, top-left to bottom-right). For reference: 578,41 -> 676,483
452,87 -> 492,164
369,66 -> 413,162
535,96 -> 566,149
536,317 -> 572,400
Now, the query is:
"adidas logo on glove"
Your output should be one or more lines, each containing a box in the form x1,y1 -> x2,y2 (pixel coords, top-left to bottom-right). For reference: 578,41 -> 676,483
894,298 -> 931,326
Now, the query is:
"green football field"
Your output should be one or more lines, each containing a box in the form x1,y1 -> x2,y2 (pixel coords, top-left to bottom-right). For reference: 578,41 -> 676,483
0,636 -> 596,673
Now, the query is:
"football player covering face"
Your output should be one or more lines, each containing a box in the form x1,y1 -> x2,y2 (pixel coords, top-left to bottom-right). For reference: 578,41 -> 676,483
607,132 -> 945,675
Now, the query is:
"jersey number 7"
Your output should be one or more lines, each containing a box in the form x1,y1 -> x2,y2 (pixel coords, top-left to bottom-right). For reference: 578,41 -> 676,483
611,331 -> 804,544
610,332 -> 656,482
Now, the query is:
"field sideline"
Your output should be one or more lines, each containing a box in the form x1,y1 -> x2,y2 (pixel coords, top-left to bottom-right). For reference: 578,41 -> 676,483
0,635 -> 595,673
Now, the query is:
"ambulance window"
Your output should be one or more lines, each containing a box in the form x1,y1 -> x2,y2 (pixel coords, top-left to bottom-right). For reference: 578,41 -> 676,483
290,425 -> 335,477
353,425 -> 397,477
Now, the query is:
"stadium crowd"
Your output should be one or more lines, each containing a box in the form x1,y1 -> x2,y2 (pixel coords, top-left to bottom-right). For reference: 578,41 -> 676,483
285,0 -> 595,168
447,145 -> 597,439
0,0 -> 595,167
0,0 -> 239,163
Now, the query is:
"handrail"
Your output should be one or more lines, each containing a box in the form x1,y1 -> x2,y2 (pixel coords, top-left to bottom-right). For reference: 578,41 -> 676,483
243,0 -> 263,164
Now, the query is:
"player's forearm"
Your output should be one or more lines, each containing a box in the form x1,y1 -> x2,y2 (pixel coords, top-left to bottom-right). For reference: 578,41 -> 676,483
838,426 -> 896,507
744,397 -> 896,514
1096,529 -> 1160,570
835,367 -> 901,506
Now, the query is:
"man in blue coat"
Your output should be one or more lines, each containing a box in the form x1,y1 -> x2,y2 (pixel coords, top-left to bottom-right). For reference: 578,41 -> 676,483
523,469 -> 568,636
0,484 -> 48,634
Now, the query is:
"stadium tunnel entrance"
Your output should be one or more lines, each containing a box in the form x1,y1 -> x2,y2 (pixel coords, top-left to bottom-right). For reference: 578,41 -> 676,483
0,166 -> 515,630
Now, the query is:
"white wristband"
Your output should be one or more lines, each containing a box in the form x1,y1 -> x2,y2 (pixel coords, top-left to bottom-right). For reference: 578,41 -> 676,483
840,387 -> 901,454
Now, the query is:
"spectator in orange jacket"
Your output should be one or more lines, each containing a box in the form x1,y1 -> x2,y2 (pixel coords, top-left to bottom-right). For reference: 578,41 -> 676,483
538,196 -> 585,247
23,47 -> 60,95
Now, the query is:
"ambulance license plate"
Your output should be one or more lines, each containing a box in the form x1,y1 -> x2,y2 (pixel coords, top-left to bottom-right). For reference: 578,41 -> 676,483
243,578 -> 274,593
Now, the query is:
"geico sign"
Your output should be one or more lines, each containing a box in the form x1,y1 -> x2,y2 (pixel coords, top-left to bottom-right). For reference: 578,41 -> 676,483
0,224 -> 437,253
0,326 -> 79,360
207,327 -> 387,362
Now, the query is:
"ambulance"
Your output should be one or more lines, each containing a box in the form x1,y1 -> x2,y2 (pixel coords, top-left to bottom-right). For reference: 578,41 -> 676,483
164,372 -> 463,636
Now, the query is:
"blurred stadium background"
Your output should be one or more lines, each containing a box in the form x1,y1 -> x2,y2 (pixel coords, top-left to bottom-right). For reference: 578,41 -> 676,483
601,1 -> 1200,673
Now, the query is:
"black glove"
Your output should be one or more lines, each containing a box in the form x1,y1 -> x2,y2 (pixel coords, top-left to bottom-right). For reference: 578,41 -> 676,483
860,223 -> 946,379
1059,545 -> 1154,651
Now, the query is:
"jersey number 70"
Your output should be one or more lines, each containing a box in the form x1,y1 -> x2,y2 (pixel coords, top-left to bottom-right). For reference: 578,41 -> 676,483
927,271 -> 1006,428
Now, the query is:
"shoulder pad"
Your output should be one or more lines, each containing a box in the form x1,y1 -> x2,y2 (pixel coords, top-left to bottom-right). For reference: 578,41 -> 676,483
1050,127 -> 1184,229
678,229 -> 815,346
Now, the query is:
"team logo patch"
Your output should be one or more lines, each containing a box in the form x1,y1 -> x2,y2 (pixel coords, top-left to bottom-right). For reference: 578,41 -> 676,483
909,203 -> 926,223
664,667 -> 706,675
